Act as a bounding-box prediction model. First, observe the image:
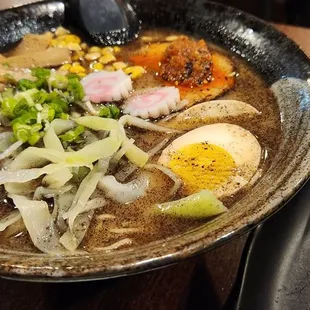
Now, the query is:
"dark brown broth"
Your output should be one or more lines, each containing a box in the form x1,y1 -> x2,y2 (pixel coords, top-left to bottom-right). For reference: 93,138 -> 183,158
82,31 -> 282,252
0,29 -> 282,253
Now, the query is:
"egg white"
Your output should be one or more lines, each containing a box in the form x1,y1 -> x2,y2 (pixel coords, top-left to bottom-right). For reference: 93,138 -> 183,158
158,123 -> 262,198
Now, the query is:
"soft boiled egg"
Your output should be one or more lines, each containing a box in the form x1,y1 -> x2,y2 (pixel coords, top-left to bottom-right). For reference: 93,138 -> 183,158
158,123 -> 262,199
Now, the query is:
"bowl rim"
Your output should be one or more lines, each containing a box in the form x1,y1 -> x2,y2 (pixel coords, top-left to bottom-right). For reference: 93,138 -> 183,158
0,0 -> 310,281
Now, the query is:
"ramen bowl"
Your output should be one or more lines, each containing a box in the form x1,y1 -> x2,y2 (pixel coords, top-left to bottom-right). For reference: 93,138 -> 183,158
0,0 -> 309,281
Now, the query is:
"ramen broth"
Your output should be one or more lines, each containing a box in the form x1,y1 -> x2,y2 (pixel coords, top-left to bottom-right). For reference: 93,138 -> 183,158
0,29 -> 282,253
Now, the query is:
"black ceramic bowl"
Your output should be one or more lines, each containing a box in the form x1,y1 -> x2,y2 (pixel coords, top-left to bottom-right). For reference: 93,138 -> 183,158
0,0 -> 309,281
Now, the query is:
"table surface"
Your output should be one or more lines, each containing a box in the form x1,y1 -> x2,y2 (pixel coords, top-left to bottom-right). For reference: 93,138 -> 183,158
0,23 -> 310,310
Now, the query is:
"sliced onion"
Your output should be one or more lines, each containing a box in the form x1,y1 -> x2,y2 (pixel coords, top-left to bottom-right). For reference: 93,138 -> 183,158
114,138 -> 171,182
119,115 -> 180,133
59,210 -> 94,252
64,136 -> 121,165
0,140 -> 23,161
9,136 -> 120,170
83,130 -> 99,146
9,147 -> 64,170
110,138 -> 135,167
0,210 -> 21,232
63,159 -> 110,229
75,116 -> 118,131
50,119 -> 75,135
33,185 -> 73,200
54,190 -> 75,231
98,173 -> 149,204
125,141 -> 149,168
114,163 -> 137,183
84,197 -> 107,212
63,171 -> 102,229
147,137 -> 171,157
0,163 -> 74,184
42,168 -> 73,189
60,197 -> 109,252
113,127 -> 149,168
9,194 -> 65,254
43,126 -> 64,152
5,180 -> 36,195
0,132 -> 14,152
85,101 -> 100,115
145,163 -> 182,196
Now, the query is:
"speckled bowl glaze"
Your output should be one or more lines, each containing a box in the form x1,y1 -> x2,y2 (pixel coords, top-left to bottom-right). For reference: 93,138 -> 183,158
0,0 -> 309,281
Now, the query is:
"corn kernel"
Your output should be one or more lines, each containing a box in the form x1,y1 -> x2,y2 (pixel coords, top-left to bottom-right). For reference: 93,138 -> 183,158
62,34 -> 81,44
67,42 -> 81,51
92,63 -> 104,71
59,63 -> 72,71
55,35 -> 66,41
101,47 -> 114,54
104,65 -> 115,72
57,40 -> 67,48
112,61 -> 128,70
113,46 -> 121,53
50,39 -> 58,47
71,50 -> 85,61
165,35 -> 179,42
81,42 -> 89,51
88,46 -> 101,53
69,63 -> 86,74
124,66 -> 145,79
55,26 -> 70,36
99,53 -> 116,64
85,52 -> 101,61
77,72 -> 86,78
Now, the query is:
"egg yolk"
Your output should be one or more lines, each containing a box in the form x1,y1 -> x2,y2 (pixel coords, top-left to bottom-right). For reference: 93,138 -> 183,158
167,143 -> 236,195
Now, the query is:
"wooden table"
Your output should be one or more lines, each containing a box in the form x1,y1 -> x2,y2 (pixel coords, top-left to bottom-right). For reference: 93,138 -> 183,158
0,24 -> 309,310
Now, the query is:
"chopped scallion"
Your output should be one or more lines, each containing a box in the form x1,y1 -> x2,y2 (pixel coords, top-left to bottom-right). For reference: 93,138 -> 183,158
59,125 -> 85,142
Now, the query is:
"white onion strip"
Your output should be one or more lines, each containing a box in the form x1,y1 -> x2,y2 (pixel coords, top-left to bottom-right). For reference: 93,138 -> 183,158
145,163 -> 182,197
119,115 -> 180,134
0,140 -> 23,161
0,210 -> 21,232
84,197 -> 108,212
9,194 -> 65,254
33,185 -> 73,200
147,137 -> 171,157
60,210 -> 94,252
0,132 -> 14,152
115,138 -> 171,182
98,174 -> 149,204
85,101 -> 100,115
63,170 -> 103,229
110,138 -> 135,167
114,163 -> 137,183
63,159 -> 110,229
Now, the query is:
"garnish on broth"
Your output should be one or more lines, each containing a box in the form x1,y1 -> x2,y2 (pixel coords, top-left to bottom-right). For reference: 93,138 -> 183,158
130,38 -> 235,108
123,87 -> 186,119
160,36 -> 213,86
0,26 -> 278,255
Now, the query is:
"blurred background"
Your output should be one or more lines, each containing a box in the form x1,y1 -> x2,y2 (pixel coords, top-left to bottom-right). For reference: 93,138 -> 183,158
214,0 -> 310,26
